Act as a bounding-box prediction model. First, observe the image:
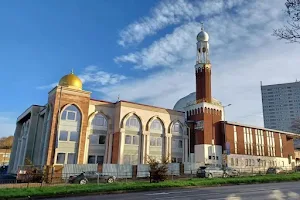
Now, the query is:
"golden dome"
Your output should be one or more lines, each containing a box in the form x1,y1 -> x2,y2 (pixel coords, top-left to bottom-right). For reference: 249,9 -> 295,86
58,70 -> 82,90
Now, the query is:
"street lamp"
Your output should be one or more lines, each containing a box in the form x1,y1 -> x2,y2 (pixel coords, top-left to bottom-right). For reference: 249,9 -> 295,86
223,104 -> 232,121
222,104 -> 231,168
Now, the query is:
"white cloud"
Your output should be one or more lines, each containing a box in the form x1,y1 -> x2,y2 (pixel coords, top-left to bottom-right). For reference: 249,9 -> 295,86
107,0 -> 300,127
79,66 -> 127,86
0,113 -> 16,137
37,66 -> 127,90
118,0 -> 244,46
116,0 -> 286,71
36,83 -> 57,90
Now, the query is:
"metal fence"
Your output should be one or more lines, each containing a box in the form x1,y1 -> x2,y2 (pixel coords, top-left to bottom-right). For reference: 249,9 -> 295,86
0,164 -> 299,189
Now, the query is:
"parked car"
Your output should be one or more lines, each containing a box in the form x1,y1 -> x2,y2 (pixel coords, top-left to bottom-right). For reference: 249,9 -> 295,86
16,167 -> 43,183
68,171 -> 116,184
0,174 -> 17,184
196,166 -> 224,178
0,166 -> 8,175
223,167 -> 240,177
266,167 -> 285,174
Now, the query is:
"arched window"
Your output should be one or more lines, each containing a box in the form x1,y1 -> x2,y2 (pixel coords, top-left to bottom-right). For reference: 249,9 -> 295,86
125,115 -> 140,130
150,119 -> 162,130
171,122 -> 184,163
123,115 -> 141,165
56,105 -> 81,165
61,105 -> 81,121
172,122 -> 183,134
91,114 -> 107,127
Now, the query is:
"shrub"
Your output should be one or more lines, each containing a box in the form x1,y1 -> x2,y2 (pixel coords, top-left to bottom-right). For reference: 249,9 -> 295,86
147,156 -> 169,183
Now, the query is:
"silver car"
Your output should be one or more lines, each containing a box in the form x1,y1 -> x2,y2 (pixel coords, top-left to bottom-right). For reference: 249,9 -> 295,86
197,166 -> 224,178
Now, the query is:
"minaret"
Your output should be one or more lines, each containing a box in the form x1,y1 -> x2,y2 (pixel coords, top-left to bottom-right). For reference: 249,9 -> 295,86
195,24 -> 212,103
185,24 -> 223,165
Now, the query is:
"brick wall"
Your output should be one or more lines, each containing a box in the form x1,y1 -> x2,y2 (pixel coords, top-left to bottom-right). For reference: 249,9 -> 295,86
111,132 -> 120,164
46,87 -> 91,165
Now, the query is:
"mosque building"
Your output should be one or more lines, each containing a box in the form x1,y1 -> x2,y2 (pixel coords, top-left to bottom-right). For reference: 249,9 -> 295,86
9,26 -> 297,173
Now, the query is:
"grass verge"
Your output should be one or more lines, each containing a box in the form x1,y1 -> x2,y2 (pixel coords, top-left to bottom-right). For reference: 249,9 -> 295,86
1,173 -> 300,199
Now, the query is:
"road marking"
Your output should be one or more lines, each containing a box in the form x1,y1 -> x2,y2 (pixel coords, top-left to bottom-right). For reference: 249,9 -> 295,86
146,192 -> 170,196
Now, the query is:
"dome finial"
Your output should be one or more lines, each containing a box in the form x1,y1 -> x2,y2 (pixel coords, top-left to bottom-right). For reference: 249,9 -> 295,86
71,69 -> 74,74
201,22 -> 204,31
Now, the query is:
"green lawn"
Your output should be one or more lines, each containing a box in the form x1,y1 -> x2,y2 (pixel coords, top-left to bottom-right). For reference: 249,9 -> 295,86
1,173 -> 300,199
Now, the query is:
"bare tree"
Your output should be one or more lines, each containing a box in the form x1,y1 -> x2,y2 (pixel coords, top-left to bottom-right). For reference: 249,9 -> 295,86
0,136 -> 14,149
273,0 -> 300,43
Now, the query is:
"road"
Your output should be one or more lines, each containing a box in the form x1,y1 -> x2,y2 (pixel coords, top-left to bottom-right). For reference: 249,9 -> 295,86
48,182 -> 300,200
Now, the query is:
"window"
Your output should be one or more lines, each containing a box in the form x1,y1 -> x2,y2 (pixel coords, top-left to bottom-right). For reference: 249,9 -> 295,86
177,157 -> 183,163
90,135 -> 98,145
150,137 -> 156,146
178,140 -> 183,148
132,136 -> 139,145
88,155 -> 96,164
125,135 -> 131,144
56,153 -> 65,164
150,119 -> 162,130
234,126 -> 238,154
59,131 -> 68,141
126,116 -> 140,129
69,131 -> 78,142
99,135 -> 106,144
67,111 -> 76,120
172,122 -> 183,133
92,114 -> 107,127
245,159 -> 248,166
157,138 -> 162,146
235,158 -> 238,166
171,157 -> 176,163
209,156 -> 212,160
97,156 -> 104,164
231,158 -> 234,166
67,153 -> 75,164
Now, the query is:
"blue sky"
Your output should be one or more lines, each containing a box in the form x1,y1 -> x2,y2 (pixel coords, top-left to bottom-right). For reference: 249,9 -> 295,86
1,0 -> 300,137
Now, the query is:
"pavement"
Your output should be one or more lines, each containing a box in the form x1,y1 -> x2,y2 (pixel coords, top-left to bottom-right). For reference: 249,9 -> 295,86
47,181 -> 300,200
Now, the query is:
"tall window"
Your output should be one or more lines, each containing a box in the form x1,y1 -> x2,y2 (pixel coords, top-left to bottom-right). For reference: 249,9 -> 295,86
279,134 -> 283,157
255,130 -> 264,156
243,128 -> 253,155
124,115 -> 141,165
266,131 -> 275,156
233,126 -> 238,154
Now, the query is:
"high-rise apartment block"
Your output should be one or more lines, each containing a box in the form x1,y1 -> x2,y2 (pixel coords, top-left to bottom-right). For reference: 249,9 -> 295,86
261,81 -> 300,132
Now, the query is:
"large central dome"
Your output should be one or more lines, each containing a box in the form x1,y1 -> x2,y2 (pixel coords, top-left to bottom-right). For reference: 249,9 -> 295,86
173,92 -> 222,112
58,71 -> 82,90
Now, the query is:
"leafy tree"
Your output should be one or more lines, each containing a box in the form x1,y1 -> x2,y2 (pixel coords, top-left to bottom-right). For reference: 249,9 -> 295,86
273,0 -> 300,43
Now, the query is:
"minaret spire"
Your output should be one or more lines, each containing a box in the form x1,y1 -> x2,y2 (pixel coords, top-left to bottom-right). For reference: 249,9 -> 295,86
195,25 -> 212,103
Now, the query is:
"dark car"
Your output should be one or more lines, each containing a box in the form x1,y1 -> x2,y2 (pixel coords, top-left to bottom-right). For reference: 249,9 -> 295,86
223,167 -> 240,177
196,166 -> 224,178
0,174 -> 17,184
0,166 -> 8,175
68,171 -> 116,184
266,167 -> 284,174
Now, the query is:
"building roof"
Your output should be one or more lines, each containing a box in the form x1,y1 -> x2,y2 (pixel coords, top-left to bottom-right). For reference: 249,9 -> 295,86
90,98 -> 184,114
225,121 -> 300,137
261,80 -> 300,88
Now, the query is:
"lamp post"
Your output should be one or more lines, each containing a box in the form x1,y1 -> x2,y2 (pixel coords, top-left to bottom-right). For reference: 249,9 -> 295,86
222,104 -> 231,168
